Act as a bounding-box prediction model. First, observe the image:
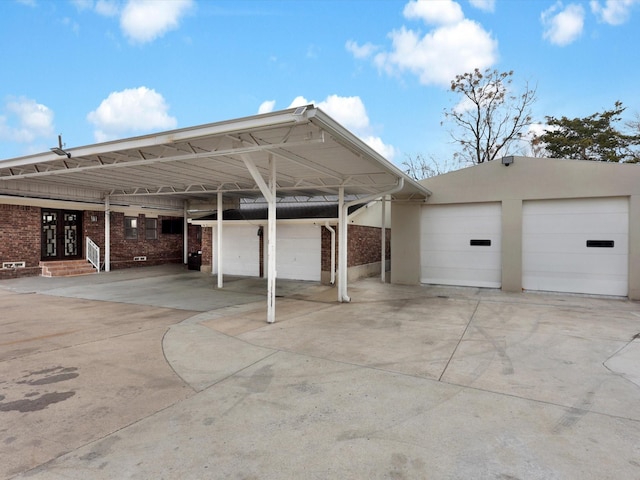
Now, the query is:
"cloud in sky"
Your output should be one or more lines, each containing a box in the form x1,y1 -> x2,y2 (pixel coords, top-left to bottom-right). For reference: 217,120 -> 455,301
120,0 -> 193,44
73,0 -> 192,43
87,87 -> 177,142
469,0 -> 496,13
590,0 -> 639,25
0,97 -> 54,144
541,3 -> 585,46
348,0 -> 497,87
259,95 -> 396,160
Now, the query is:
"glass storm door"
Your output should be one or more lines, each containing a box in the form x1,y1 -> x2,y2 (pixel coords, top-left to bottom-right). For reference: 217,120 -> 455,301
41,210 -> 82,260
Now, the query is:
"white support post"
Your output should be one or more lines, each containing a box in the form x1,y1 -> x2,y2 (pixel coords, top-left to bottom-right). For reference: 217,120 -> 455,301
217,190 -> 223,289
381,196 -> 386,283
104,195 -> 110,272
338,187 -> 349,302
183,201 -> 188,265
240,153 -> 277,323
266,156 -> 277,324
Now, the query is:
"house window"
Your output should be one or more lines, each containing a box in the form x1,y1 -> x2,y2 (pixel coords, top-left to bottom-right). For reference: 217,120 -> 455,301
145,218 -> 158,240
124,217 -> 138,239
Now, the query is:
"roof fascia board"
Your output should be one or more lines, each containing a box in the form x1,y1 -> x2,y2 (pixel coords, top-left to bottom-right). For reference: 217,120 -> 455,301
0,108 -> 306,168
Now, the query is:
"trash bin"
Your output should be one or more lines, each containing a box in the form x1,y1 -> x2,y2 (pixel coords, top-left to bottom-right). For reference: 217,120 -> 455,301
188,251 -> 202,271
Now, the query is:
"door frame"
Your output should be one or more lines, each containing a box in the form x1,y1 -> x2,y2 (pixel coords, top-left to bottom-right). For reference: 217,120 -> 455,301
41,209 -> 83,261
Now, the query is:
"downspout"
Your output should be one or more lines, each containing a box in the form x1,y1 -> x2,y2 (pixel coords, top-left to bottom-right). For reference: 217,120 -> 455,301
324,222 -> 336,285
339,178 -> 405,303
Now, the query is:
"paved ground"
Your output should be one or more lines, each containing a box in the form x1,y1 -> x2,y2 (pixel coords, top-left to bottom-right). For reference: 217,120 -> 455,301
1,265 -> 639,479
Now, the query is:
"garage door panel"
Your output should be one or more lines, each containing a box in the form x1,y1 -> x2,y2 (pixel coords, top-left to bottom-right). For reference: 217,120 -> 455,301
522,198 -> 628,296
421,203 -> 501,288
423,250 -> 501,269
273,225 -> 320,281
422,234 -> 500,251
524,252 -> 627,275
522,213 -> 628,234
523,233 -> 628,253
213,225 -> 260,277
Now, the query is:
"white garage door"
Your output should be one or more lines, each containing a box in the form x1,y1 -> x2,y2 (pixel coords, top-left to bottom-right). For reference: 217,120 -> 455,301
212,225 -> 260,277
269,224 -> 321,281
522,198 -> 628,296
420,203 -> 502,288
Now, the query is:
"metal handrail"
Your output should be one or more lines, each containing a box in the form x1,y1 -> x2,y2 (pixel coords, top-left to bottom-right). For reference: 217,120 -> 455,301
86,237 -> 100,272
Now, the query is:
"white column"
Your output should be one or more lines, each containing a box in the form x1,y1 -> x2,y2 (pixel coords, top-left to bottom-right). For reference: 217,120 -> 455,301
183,201 -> 188,264
104,196 -> 110,272
266,156 -> 277,324
381,197 -> 386,283
217,190 -> 223,288
338,187 -> 349,302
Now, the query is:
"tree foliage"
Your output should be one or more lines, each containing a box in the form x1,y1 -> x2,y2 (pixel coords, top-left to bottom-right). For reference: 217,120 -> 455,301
535,101 -> 640,162
444,68 -> 537,165
401,153 -> 457,180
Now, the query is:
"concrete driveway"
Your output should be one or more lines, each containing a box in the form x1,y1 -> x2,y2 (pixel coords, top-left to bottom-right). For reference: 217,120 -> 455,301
1,265 -> 639,479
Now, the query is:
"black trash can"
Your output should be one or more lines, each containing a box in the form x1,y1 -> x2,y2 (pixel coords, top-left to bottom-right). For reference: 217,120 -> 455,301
188,251 -> 202,271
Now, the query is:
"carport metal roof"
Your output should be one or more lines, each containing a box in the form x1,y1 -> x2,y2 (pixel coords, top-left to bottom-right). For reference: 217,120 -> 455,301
0,105 -> 431,323
0,105 -> 430,206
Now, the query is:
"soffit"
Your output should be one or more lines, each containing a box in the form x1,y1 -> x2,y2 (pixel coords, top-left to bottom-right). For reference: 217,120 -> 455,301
0,106 -> 431,205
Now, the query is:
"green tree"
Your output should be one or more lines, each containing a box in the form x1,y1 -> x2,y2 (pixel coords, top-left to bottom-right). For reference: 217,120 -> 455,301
535,101 -> 639,162
444,68 -> 537,165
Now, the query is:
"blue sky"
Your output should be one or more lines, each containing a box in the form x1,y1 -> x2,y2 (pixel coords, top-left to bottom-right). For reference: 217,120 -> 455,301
1,0 -> 638,168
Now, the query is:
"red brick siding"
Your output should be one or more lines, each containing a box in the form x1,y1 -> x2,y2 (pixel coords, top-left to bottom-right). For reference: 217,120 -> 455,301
321,224 -> 390,270
347,225 -> 391,267
0,204 -> 42,279
201,227 -> 212,267
106,213 -> 183,269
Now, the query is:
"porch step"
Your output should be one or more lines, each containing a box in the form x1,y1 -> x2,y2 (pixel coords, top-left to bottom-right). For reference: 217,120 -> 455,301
40,260 -> 97,277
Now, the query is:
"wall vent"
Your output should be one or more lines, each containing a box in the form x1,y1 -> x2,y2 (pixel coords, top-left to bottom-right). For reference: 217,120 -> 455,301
2,261 -> 26,269
133,256 -> 147,261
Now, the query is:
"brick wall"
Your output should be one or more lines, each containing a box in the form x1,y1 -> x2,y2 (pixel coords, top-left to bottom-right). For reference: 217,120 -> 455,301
0,204 -> 41,279
201,227 -> 212,267
321,224 -> 390,270
347,224 -> 391,267
106,212 -> 184,269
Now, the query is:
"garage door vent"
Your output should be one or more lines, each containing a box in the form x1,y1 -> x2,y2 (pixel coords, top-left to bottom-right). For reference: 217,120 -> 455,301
470,239 -> 492,246
586,240 -> 614,248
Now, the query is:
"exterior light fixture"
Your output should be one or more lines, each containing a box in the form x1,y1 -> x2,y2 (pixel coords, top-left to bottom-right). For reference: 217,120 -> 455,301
50,135 -> 71,158
502,156 -> 514,166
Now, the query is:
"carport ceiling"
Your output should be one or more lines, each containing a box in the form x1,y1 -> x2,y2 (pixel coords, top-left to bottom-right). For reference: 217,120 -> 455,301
0,106 -> 431,204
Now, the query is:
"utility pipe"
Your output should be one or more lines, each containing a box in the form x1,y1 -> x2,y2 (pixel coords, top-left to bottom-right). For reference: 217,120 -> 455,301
324,222 -> 336,285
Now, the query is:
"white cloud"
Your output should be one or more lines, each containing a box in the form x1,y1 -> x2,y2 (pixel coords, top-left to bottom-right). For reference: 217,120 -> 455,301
590,0 -> 639,25
345,40 -> 379,59
95,0 -> 119,17
350,1 -> 498,87
281,95 -> 396,160
87,87 -> 177,142
374,20 -> 497,86
469,0 -> 496,13
258,100 -> 276,114
541,3 -> 585,46
403,0 -> 464,25
120,0 -> 193,44
0,97 -> 54,144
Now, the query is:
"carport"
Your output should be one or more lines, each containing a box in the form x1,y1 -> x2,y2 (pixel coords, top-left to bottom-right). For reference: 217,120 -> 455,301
0,105 -> 430,322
